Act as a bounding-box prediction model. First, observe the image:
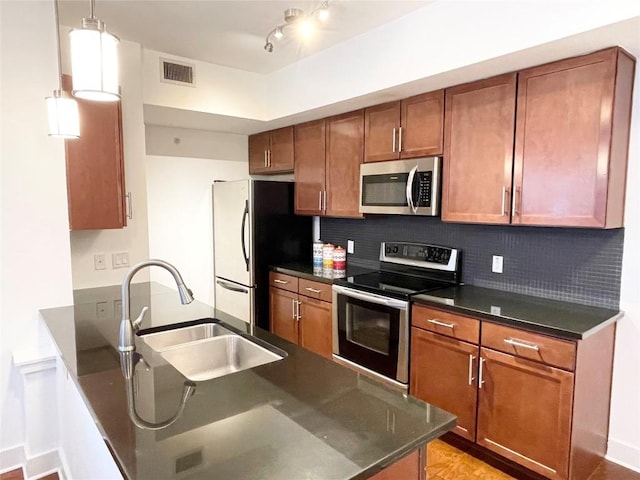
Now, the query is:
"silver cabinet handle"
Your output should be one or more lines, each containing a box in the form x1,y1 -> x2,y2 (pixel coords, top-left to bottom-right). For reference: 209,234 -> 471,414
501,186 -> 508,216
125,192 -> 133,219
318,191 -> 322,211
268,149 -> 272,167
427,319 -> 454,329
323,190 -> 327,212
398,126 -> 403,152
478,357 -> 485,389
297,300 -> 301,321
305,287 -> 322,294
512,186 -> 520,216
504,338 -> 540,351
468,354 -> 475,386
264,150 -> 268,168
274,279 -> 288,285
392,127 -> 396,153
292,299 -> 296,320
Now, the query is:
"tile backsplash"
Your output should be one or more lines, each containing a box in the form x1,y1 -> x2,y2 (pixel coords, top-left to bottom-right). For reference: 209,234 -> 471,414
320,216 -> 624,308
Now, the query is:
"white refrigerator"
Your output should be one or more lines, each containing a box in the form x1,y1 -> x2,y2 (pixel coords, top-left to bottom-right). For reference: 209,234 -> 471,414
212,180 -> 312,328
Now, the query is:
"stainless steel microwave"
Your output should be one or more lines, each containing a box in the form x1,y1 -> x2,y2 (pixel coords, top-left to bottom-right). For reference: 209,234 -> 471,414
359,157 -> 441,216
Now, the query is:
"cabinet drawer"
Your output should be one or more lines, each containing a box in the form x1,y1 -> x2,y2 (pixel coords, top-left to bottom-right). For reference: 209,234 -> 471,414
412,305 -> 480,344
299,278 -> 332,302
481,322 -> 576,371
269,272 -> 298,293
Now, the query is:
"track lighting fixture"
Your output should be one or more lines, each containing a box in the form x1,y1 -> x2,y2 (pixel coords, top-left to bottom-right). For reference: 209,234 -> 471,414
264,1 -> 330,53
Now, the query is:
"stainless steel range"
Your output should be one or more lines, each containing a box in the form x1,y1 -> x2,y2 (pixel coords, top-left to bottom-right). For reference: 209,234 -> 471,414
332,242 -> 461,389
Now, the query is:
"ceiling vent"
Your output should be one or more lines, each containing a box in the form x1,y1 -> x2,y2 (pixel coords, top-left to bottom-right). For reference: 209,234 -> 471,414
160,58 -> 195,87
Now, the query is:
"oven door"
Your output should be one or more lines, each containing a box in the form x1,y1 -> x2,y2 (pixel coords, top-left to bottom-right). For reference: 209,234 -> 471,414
332,285 -> 409,384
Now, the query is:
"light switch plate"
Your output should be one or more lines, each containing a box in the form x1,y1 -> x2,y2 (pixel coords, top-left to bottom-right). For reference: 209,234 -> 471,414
94,253 -> 106,270
347,240 -> 354,254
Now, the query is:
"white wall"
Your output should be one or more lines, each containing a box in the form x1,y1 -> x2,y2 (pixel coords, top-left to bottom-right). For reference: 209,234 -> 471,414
68,39 -> 151,289
0,0 -> 73,462
145,125 -> 248,306
607,65 -> 640,470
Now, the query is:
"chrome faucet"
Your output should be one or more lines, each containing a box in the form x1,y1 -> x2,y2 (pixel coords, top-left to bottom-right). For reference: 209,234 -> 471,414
118,259 -> 194,362
118,259 -> 196,430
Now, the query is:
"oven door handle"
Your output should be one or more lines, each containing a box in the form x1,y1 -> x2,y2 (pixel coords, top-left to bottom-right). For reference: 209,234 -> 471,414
332,285 -> 408,310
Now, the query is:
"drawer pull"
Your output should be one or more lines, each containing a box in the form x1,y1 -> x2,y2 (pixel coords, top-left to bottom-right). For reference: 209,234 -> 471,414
504,338 -> 540,351
427,319 -> 455,329
274,279 -> 289,285
468,355 -> 475,386
305,287 -> 322,294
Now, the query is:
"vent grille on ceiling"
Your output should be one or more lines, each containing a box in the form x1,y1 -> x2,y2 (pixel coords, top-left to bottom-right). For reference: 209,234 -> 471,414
160,58 -> 195,86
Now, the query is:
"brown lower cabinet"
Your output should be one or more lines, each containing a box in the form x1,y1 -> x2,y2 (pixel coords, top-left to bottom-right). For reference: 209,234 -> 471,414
410,304 -> 616,480
269,272 -> 333,359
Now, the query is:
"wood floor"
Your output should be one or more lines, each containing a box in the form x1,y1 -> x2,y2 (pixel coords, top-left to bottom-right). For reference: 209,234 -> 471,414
427,439 -> 640,480
1,444 -> 638,480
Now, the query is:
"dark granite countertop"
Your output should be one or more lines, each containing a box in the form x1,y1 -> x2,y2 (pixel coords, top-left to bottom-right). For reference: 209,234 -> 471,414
272,263 -> 375,284
41,282 -> 455,480
413,285 -> 622,340
273,265 -> 621,341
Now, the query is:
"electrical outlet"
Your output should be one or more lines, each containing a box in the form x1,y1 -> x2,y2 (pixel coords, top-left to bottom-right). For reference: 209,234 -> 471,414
94,253 -> 106,270
114,299 -> 122,316
112,252 -> 130,269
347,240 -> 355,254
492,255 -> 504,274
96,301 -> 110,320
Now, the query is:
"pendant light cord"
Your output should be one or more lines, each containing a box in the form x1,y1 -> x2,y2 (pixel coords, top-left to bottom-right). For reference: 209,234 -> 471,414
54,0 -> 63,91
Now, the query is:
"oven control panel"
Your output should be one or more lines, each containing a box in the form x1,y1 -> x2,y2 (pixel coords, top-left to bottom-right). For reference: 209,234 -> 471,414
380,242 -> 459,272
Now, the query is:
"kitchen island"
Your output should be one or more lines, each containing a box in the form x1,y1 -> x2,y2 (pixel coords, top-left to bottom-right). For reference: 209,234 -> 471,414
41,282 -> 455,480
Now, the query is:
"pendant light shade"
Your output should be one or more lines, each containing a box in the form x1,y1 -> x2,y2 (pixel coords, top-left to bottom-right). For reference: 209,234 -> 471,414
70,5 -> 120,101
46,0 -> 80,138
46,91 -> 80,138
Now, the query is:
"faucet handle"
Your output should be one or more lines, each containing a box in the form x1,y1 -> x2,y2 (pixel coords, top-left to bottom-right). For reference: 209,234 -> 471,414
132,306 -> 149,332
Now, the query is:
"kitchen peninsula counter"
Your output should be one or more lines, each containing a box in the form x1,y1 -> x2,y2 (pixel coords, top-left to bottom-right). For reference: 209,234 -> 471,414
41,282 -> 455,480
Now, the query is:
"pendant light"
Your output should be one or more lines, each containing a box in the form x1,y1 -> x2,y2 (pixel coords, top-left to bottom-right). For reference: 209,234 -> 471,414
69,0 -> 120,101
46,0 -> 80,138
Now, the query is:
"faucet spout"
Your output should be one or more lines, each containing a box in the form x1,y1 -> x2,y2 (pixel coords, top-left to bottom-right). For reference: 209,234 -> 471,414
118,259 -> 194,356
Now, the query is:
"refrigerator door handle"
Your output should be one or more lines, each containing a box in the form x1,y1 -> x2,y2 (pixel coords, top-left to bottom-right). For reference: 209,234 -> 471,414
241,200 -> 250,272
216,279 -> 249,294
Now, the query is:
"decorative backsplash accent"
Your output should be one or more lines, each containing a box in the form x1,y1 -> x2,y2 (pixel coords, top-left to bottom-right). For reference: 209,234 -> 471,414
320,216 -> 624,308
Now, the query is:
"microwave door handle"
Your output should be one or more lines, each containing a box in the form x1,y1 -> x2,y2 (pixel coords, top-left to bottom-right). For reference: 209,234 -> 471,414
406,165 -> 419,214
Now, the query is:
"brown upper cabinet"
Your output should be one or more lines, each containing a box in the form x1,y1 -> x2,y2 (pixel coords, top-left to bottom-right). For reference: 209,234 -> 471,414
248,126 -> 294,174
442,47 -> 635,228
294,111 -> 364,218
364,90 -> 444,163
63,76 -> 127,231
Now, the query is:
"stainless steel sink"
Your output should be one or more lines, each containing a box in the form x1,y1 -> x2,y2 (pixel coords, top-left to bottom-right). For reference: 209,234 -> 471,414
140,323 -> 235,351
159,334 -> 284,382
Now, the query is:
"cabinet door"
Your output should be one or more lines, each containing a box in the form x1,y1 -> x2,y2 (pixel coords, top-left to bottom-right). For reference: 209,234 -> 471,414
299,296 -> 333,359
294,120 -> 326,215
325,110 -> 364,218
64,77 -> 126,230
364,102 -> 400,162
269,287 -> 299,344
477,347 -> 573,480
442,73 -> 516,224
269,126 -> 295,173
513,48 -> 633,228
249,132 -> 270,174
400,90 -> 444,158
410,328 -> 478,441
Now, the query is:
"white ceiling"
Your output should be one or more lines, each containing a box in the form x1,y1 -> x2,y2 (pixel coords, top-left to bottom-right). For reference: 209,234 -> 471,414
58,0 -> 431,74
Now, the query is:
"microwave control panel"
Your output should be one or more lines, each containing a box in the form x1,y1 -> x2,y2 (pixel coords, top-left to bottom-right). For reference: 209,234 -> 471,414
416,172 -> 432,207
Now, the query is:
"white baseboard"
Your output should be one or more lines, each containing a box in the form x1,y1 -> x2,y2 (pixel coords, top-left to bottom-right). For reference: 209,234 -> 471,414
0,445 -> 66,480
606,437 -> 640,473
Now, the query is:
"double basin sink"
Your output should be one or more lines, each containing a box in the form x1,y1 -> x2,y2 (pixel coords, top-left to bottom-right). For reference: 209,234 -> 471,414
138,321 -> 285,381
